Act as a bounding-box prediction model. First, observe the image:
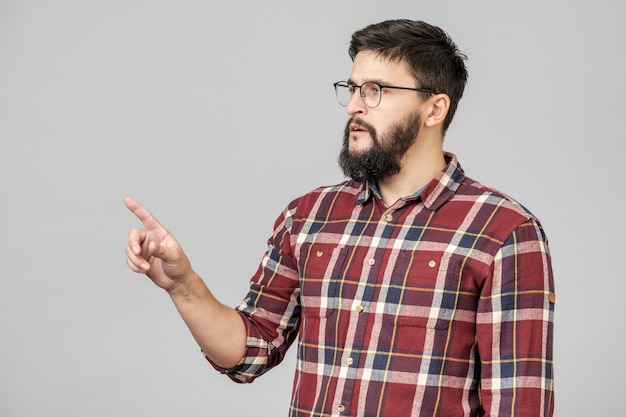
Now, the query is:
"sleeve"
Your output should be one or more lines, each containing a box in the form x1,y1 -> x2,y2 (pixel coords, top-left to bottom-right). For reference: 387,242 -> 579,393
207,200 -> 302,383
476,218 -> 555,416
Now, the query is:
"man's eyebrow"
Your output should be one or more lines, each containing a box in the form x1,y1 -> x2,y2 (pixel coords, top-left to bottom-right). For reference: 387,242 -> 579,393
346,78 -> 389,86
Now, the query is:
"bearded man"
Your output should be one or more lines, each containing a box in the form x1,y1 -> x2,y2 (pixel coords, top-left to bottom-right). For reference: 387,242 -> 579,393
125,19 -> 555,417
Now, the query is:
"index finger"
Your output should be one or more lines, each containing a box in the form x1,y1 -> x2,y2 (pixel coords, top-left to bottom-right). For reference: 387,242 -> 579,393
124,196 -> 163,230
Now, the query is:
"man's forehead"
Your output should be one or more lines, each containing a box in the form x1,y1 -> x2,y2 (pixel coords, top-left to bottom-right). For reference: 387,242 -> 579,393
349,51 -> 412,83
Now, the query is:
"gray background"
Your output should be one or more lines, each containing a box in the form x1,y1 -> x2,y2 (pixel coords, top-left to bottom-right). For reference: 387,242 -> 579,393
1,1 -> 623,416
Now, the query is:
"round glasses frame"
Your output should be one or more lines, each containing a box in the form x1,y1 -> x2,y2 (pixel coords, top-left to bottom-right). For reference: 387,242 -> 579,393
333,81 -> 437,108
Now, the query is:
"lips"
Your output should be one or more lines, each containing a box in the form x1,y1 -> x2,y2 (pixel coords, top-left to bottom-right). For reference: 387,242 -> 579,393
350,123 -> 367,133
345,118 -> 374,139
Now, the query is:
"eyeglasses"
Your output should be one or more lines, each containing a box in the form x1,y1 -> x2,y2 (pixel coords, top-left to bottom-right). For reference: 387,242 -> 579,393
333,81 -> 437,108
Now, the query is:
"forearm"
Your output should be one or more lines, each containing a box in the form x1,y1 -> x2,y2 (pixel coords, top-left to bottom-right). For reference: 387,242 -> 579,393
166,272 -> 247,369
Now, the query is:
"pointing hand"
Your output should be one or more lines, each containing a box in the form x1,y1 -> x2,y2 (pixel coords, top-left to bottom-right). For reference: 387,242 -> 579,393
124,197 -> 193,290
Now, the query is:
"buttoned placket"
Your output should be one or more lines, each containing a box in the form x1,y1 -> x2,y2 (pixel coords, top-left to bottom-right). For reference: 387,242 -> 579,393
335,204 -> 401,415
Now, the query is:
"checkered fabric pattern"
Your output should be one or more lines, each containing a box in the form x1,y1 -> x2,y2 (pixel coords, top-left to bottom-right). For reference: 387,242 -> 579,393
210,153 -> 555,417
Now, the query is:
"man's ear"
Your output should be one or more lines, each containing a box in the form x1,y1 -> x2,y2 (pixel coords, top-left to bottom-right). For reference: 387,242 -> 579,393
424,93 -> 450,129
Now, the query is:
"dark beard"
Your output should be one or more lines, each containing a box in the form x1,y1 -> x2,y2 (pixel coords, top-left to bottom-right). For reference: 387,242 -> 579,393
338,112 -> 421,182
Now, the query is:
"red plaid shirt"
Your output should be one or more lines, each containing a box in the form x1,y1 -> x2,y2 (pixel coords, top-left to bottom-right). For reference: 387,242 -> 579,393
210,153 -> 555,417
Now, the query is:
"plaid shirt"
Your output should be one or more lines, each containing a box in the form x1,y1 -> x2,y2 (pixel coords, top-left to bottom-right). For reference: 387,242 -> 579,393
210,153 -> 555,417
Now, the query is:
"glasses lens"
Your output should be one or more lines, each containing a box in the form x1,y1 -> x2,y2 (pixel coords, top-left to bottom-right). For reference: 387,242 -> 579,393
361,82 -> 382,108
335,82 -> 351,106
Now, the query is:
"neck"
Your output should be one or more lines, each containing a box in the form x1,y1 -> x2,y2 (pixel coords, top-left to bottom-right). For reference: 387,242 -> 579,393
376,138 -> 446,206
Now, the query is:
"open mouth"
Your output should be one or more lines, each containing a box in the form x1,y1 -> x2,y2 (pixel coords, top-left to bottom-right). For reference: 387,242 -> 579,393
350,123 -> 368,133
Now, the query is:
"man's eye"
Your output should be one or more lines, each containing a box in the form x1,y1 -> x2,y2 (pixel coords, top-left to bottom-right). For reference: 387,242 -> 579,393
364,84 -> 381,95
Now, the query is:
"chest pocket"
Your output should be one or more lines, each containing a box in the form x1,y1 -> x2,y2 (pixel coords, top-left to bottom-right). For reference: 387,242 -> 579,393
383,253 -> 461,329
299,243 -> 348,318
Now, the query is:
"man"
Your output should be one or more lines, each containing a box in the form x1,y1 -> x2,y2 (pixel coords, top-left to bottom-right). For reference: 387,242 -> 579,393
125,19 -> 555,417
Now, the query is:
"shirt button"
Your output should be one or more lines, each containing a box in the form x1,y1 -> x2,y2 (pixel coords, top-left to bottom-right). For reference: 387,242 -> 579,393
338,405 -> 346,413
355,305 -> 364,313
385,214 -> 393,222
367,258 -> 376,266
428,259 -> 437,268
316,250 -> 323,258
346,357 -> 354,365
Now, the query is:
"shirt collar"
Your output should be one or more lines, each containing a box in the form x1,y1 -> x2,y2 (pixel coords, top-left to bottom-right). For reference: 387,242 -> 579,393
355,152 -> 465,211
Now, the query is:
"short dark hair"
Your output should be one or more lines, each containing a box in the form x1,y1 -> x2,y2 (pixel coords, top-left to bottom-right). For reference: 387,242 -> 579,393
349,19 -> 468,133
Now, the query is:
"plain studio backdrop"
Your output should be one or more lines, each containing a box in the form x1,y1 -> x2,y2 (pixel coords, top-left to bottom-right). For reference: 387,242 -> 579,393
1,1 -> 623,416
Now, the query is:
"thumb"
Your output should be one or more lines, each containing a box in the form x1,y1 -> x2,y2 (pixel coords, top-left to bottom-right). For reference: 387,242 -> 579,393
150,241 -> 179,263
149,241 -> 190,279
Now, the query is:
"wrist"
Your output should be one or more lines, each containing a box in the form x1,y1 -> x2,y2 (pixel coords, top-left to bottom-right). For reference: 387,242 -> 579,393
165,271 -> 202,298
